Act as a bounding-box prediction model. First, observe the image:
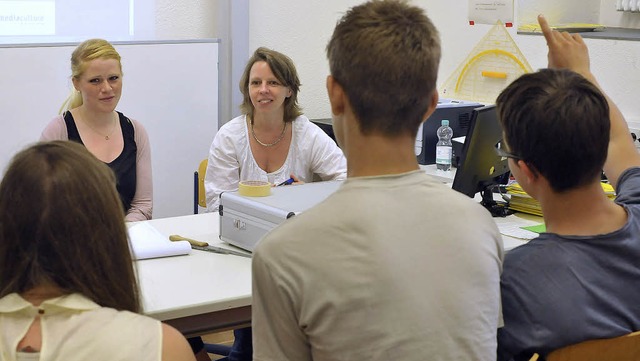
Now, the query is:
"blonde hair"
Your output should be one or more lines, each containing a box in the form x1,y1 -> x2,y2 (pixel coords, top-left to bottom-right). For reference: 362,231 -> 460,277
59,39 -> 123,114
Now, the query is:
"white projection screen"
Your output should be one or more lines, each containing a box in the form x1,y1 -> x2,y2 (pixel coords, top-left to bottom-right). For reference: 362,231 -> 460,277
0,0 -> 154,44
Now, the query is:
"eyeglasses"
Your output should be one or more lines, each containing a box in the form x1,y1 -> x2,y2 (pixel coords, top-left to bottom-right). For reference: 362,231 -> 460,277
495,147 -> 522,161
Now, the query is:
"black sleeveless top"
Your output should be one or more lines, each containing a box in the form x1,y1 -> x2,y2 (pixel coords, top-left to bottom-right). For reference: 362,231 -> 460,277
64,111 -> 138,212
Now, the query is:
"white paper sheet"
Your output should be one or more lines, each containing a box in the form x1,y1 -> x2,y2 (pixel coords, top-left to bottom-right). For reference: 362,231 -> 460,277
128,223 -> 192,260
468,0 -> 514,24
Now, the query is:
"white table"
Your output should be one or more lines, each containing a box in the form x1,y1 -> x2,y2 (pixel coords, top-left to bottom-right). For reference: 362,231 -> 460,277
137,199 -> 540,337
420,163 -> 457,183
421,163 -> 541,250
136,213 -> 252,337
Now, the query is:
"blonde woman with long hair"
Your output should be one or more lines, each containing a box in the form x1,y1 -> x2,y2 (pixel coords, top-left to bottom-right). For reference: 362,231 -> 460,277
41,39 -> 153,221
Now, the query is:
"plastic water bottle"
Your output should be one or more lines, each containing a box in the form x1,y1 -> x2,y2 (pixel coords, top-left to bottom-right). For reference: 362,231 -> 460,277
436,119 -> 453,171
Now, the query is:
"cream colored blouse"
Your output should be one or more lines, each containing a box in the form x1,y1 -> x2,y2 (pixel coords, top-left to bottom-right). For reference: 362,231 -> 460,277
0,293 -> 161,361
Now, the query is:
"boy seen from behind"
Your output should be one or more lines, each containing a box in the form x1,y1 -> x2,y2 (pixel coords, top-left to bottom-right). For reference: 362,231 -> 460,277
251,1 -> 504,360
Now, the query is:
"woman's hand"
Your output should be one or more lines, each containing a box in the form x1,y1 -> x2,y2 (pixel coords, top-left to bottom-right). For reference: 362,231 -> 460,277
290,174 -> 305,185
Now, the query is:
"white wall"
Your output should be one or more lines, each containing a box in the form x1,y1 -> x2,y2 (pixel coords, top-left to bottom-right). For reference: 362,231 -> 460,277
518,0 -> 601,26
146,0 -> 640,130
136,0 -> 640,126
155,0 -> 217,39
235,0 -> 640,127
246,1 -> 363,119
601,1 -> 640,29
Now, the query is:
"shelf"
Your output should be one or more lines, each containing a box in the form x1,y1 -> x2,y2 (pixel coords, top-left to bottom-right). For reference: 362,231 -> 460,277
518,27 -> 640,41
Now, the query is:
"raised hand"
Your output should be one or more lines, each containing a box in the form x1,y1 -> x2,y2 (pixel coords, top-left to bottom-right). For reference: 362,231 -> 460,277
538,14 -> 591,77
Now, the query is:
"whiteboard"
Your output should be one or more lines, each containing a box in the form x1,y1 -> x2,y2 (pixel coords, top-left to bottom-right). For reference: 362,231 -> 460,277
0,40 -> 219,219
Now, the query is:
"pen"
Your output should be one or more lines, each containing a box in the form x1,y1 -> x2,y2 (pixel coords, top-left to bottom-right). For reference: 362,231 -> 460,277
277,177 -> 295,186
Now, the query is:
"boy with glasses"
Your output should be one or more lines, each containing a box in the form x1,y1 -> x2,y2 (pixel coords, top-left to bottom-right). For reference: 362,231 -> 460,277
496,15 -> 640,361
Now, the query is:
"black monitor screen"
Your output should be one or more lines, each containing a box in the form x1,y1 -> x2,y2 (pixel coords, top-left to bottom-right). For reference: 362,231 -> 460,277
452,105 -> 511,215
416,100 -> 480,165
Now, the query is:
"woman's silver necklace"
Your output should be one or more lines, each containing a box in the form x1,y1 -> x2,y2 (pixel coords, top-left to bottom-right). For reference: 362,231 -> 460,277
251,120 -> 287,147
80,112 -> 118,140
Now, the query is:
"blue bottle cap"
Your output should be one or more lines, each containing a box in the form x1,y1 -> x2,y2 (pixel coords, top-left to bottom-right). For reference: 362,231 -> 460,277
441,119 -> 449,126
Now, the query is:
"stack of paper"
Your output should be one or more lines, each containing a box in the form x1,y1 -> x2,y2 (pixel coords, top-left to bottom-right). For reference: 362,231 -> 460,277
128,223 -> 192,260
507,182 -> 616,217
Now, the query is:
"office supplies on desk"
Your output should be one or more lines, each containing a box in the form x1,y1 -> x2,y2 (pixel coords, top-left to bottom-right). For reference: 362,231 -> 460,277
219,180 -> 343,252
169,234 -> 208,247
497,223 -> 539,240
277,177 -> 295,186
507,182 -> 615,216
128,223 -> 192,260
521,224 -> 547,234
238,180 -> 272,197
191,244 -> 252,258
170,234 -> 251,258
136,213 -> 252,336
493,215 -> 544,241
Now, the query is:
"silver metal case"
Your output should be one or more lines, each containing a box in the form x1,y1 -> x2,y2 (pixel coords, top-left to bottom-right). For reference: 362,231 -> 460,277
219,180 -> 343,252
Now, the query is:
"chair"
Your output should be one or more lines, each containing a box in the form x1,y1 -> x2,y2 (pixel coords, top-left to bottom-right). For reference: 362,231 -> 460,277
532,331 -> 640,361
193,158 -> 234,358
204,342 -> 231,359
194,159 -> 208,214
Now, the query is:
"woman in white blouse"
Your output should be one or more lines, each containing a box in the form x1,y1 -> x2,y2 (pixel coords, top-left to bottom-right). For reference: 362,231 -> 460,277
204,47 -> 347,211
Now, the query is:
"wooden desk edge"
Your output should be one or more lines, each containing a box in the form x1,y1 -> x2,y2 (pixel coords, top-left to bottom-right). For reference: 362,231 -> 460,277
163,305 -> 252,337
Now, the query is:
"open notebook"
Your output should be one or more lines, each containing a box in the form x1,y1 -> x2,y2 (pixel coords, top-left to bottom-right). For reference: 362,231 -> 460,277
128,223 -> 192,260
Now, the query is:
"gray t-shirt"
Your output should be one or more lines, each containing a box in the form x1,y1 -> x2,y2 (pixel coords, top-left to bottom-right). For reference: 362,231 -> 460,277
498,167 -> 640,361
253,170 -> 504,361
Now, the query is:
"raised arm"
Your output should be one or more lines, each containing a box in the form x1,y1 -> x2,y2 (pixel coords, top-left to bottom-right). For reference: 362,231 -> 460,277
538,14 -> 640,188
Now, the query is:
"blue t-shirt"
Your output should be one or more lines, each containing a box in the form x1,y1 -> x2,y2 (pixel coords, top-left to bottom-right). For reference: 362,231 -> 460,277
498,167 -> 640,361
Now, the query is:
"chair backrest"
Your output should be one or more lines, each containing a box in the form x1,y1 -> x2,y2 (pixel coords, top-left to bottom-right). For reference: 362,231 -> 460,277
193,159 -> 207,214
545,331 -> 640,361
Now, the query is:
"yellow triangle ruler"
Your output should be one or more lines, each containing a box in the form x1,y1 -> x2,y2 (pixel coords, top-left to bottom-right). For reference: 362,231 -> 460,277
440,21 -> 533,104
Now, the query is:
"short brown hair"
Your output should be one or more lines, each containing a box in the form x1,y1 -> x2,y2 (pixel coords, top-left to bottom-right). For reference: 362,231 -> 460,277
326,0 -> 441,136
0,141 -> 140,312
239,47 -> 303,123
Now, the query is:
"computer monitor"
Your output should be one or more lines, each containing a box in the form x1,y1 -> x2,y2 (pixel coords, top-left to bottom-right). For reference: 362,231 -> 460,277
451,104 -> 512,217
311,119 -> 338,145
415,99 -> 481,166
